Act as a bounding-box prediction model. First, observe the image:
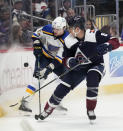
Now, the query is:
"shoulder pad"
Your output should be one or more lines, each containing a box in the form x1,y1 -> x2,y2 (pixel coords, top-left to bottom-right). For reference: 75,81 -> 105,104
84,29 -> 97,42
64,33 -> 78,48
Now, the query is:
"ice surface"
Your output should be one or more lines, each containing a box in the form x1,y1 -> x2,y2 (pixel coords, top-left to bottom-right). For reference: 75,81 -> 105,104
0,49 -> 123,131
0,94 -> 123,131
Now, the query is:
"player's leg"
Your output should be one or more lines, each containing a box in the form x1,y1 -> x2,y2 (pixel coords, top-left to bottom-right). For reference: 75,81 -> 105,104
86,64 -> 105,120
19,78 -> 43,113
39,70 -> 85,120
39,83 -> 71,120
53,64 -> 69,112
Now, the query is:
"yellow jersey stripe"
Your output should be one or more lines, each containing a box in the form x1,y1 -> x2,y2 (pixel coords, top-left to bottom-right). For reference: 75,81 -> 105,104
55,56 -> 62,63
32,35 -> 37,38
42,31 -> 53,36
42,49 -> 62,63
42,49 -> 53,58
59,38 -> 65,45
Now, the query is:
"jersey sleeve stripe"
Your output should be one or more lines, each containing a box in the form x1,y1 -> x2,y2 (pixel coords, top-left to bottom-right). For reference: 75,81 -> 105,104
55,56 -> 62,63
42,31 -> 53,36
32,33 -> 39,38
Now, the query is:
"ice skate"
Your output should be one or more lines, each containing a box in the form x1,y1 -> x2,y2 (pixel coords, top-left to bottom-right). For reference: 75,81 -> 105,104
39,102 -> 55,120
87,110 -> 96,120
19,98 -> 32,113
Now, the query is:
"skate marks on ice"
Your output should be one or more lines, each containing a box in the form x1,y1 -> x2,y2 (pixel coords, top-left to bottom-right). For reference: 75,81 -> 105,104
22,114 -> 123,131
0,110 -> 123,131
20,119 -> 34,131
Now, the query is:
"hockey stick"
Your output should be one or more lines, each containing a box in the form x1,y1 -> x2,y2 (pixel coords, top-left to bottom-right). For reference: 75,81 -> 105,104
9,62 -> 81,107
35,55 -> 42,119
9,53 -> 95,108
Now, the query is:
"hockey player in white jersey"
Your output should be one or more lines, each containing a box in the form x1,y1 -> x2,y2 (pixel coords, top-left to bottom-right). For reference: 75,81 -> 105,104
38,16 -> 120,121
18,16 -> 78,113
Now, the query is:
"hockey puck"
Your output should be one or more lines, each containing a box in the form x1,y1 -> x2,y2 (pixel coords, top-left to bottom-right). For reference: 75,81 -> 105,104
24,62 -> 29,67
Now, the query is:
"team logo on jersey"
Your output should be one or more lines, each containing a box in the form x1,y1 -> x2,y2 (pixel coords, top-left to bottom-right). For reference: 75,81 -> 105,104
75,48 -> 91,64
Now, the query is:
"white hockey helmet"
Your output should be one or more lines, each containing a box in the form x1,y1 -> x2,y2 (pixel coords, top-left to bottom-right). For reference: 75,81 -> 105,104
52,17 -> 67,30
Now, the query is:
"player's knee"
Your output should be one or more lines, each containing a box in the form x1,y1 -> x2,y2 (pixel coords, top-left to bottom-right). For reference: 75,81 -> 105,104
49,84 -> 71,105
86,71 -> 101,87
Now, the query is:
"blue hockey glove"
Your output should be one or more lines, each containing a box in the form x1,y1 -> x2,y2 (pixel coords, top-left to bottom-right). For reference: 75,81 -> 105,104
33,40 -> 43,56
67,57 -> 79,70
96,43 -> 113,56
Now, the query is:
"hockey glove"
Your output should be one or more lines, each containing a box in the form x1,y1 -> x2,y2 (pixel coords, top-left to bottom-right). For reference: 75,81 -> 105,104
96,43 -> 113,56
67,57 -> 79,71
33,40 -> 43,56
33,63 -> 55,79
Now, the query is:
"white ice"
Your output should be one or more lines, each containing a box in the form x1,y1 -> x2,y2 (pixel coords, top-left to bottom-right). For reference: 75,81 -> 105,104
0,91 -> 123,131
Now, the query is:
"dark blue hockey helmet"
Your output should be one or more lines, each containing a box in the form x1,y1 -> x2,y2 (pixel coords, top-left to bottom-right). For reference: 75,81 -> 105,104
67,16 -> 85,30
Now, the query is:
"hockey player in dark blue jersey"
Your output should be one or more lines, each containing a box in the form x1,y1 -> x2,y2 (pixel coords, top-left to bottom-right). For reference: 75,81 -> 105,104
39,16 -> 120,121
19,16 -> 78,113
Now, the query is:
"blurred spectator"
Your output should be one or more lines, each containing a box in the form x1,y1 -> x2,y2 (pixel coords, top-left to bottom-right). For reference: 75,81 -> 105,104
12,0 -> 28,24
12,22 -> 23,45
100,22 -> 117,37
19,18 -> 32,46
12,0 -> 32,46
110,22 -> 117,37
12,19 -> 32,47
0,0 -> 4,6
22,0 -> 31,14
0,6 -> 10,47
33,1 -> 49,18
32,1 -> 51,26
66,8 -> 76,24
100,25 -> 110,35
86,19 -> 98,30
47,0 -> 56,20
58,0 -> 71,18
67,8 -> 75,18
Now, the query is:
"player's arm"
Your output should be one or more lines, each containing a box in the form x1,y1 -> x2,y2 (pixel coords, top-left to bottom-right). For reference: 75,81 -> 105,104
96,30 -> 120,49
96,32 -> 120,56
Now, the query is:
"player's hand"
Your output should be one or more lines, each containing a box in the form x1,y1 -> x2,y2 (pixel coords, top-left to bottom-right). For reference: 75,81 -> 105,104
33,40 -> 43,56
96,43 -> 112,56
33,64 -> 54,79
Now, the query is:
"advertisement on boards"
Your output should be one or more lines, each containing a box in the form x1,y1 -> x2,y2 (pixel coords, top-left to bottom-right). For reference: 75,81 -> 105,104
109,51 -> 123,77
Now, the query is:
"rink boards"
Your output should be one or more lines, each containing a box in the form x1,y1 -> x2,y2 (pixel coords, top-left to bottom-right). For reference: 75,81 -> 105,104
0,46 -> 123,95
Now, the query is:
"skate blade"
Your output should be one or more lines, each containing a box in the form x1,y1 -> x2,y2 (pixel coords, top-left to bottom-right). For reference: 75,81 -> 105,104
18,110 -> 32,117
89,119 -> 96,125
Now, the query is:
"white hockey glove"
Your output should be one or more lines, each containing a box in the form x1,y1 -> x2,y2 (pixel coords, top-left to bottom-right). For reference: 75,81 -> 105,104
34,63 -> 55,79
